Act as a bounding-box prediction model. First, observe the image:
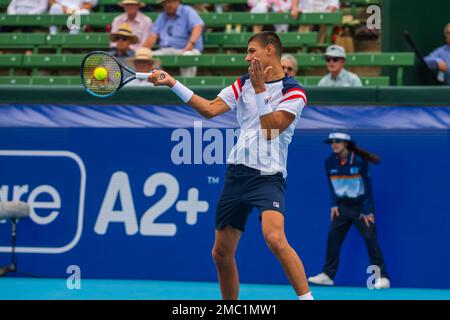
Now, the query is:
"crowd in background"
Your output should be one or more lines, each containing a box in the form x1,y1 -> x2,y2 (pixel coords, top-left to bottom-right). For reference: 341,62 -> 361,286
3,0 -> 450,84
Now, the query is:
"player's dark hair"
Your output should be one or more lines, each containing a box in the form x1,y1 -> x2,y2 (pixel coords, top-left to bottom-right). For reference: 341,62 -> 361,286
347,141 -> 381,164
248,31 -> 283,58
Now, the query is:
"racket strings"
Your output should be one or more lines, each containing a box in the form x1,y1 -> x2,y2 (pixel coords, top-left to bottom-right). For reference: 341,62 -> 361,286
82,53 -> 122,97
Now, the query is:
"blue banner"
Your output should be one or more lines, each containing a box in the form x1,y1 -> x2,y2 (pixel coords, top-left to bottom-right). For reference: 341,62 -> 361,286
0,105 -> 450,289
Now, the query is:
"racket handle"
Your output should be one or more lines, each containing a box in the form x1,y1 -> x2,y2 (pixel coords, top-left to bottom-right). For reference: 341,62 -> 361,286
135,72 -> 152,80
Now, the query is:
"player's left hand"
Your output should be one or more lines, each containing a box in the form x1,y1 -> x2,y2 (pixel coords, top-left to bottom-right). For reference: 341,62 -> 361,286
249,58 -> 272,94
360,213 -> 375,227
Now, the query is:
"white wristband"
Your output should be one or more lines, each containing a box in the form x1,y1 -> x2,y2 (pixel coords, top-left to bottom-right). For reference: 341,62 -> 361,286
255,91 -> 272,117
171,80 -> 194,103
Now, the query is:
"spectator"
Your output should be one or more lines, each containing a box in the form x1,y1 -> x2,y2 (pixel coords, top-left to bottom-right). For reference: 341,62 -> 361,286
424,23 -> 450,85
143,0 -> 205,77
290,0 -> 339,43
281,54 -> 298,77
247,0 -> 270,33
291,0 -> 339,17
111,0 -> 153,52
308,132 -> 390,289
49,0 -> 98,34
109,23 -> 138,65
4,0 -> 48,33
126,47 -> 157,87
318,45 -> 362,87
7,0 -> 48,14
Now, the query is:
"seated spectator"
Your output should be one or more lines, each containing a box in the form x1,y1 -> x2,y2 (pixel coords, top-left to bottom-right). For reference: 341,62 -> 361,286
424,23 -> 450,85
49,0 -> 97,34
281,54 -> 298,77
111,0 -> 153,52
290,0 -> 340,43
291,0 -> 339,16
7,0 -> 48,14
4,0 -> 48,33
143,0 -> 205,77
109,23 -> 138,65
126,48 -> 157,87
247,0 -> 270,33
318,45 -> 362,87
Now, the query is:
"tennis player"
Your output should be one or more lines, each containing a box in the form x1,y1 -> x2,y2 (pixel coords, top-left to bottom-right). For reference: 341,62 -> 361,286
148,31 -> 312,300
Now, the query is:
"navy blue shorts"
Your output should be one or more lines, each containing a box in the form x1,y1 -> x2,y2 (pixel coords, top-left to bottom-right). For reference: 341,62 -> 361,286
215,164 -> 286,232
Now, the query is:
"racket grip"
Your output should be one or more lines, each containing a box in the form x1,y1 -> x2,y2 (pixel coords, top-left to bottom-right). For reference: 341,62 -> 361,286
135,72 -> 152,80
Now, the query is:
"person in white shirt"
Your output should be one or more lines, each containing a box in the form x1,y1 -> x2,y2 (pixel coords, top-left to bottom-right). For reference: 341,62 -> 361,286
291,0 -> 339,14
111,0 -> 153,52
49,0 -> 98,34
147,31 -> 313,301
247,0 -> 292,33
126,47 -> 157,87
290,0 -> 340,42
7,0 -> 48,14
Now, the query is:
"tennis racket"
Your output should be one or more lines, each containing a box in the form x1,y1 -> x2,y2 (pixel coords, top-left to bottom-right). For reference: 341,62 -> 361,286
81,51 -> 154,98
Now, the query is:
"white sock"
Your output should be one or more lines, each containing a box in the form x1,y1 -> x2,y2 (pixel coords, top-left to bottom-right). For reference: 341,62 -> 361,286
298,291 -> 314,300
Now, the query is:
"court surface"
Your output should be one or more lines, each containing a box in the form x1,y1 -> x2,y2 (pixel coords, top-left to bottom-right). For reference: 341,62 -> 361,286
1,277 -> 450,300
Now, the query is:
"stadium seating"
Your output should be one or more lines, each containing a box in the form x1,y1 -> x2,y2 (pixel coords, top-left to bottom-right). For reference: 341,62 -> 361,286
0,0 -> 381,11
0,32 -> 319,53
0,0 -> 407,87
0,75 -> 389,86
0,12 -> 342,27
0,52 -> 413,85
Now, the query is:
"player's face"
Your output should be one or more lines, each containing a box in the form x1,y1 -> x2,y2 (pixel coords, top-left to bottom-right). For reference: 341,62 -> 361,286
246,41 -> 271,68
330,140 -> 346,154
134,60 -> 153,72
123,4 -> 140,16
326,57 -> 345,74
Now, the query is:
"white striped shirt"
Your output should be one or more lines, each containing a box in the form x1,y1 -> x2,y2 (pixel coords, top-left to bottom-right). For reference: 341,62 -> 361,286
218,74 -> 307,178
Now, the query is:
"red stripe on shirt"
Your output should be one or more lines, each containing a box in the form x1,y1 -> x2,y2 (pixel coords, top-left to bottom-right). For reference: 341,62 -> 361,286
280,94 -> 307,104
283,87 -> 306,96
237,77 -> 242,91
231,83 -> 238,100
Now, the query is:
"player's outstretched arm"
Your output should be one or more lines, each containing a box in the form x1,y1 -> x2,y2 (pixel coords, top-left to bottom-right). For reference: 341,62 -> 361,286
148,69 -> 230,119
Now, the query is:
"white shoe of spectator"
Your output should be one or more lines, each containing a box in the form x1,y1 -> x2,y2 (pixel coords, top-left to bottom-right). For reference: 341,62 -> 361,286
308,273 -> 334,286
374,277 -> 390,289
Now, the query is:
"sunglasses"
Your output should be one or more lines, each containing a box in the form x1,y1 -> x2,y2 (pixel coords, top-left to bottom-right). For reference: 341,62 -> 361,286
329,139 -> 345,144
116,36 -> 130,41
282,65 -> 294,72
325,57 -> 341,63
167,25 -> 173,37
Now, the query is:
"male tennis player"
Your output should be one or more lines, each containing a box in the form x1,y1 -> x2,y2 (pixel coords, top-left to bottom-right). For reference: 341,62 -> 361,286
148,31 -> 312,300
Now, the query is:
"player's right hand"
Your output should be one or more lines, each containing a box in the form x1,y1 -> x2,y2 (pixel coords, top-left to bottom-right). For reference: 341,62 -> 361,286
331,206 -> 339,221
148,69 -> 176,87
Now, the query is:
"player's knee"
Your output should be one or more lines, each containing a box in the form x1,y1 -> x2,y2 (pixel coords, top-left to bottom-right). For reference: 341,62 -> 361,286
212,246 -> 234,265
265,232 -> 288,254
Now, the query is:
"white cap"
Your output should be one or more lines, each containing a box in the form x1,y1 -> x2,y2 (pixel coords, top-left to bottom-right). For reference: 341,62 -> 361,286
324,132 -> 352,144
325,45 -> 346,59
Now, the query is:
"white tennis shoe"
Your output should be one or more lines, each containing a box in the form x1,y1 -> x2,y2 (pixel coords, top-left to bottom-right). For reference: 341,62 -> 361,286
308,273 -> 334,286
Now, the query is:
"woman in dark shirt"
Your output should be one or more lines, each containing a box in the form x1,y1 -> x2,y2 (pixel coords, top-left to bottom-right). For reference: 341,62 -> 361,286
308,132 -> 390,289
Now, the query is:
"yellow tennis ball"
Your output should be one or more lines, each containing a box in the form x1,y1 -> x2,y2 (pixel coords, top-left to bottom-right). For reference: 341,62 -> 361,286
94,67 -> 108,81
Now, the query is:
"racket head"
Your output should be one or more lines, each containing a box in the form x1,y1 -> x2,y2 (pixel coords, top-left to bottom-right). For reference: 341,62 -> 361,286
81,51 -> 125,98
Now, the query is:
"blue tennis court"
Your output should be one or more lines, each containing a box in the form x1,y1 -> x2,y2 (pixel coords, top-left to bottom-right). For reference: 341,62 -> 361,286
1,278 -> 450,300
